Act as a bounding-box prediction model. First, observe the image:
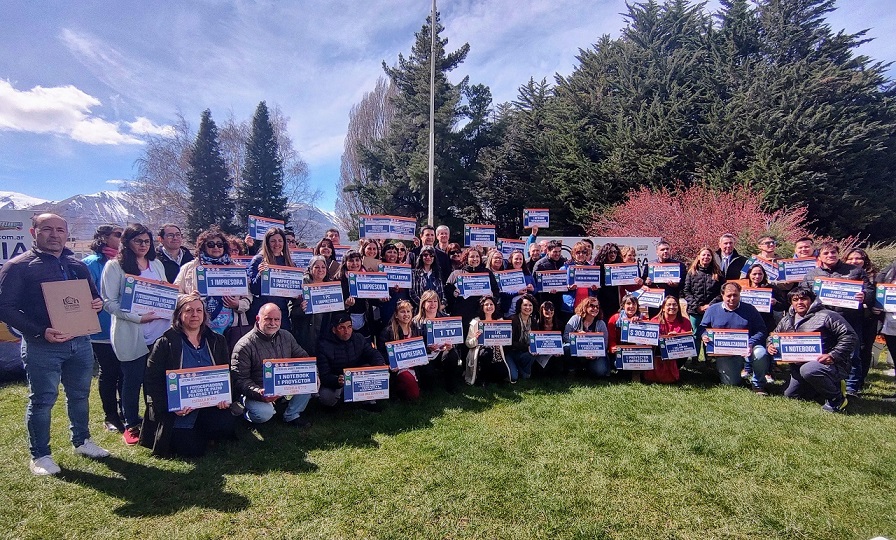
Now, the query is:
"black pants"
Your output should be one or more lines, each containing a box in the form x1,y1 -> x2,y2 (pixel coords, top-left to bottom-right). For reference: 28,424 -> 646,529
171,408 -> 236,458
92,342 -> 123,427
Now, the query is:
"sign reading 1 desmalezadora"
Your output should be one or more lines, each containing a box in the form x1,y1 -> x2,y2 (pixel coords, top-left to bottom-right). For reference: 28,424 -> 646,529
464,224 -> 496,248
359,214 -> 417,241
120,275 -> 179,320
262,358 -> 319,396
621,320 -> 660,346
659,334 -> 697,360
378,263 -> 413,289
248,215 -> 285,241
813,277 -> 864,310
166,365 -> 232,412
769,332 -> 823,363
301,281 -> 345,313
615,346 -> 654,371
569,333 -> 606,357
386,337 -> 430,370
343,366 -> 390,402
523,208 -> 549,229
876,283 -> 896,313
425,317 -> 465,346
260,265 -> 305,298
528,331 -> 564,355
705,328 -> 750,356
348,272 -> 389,299
457,273 -> 493,298
195,265 -> 249,297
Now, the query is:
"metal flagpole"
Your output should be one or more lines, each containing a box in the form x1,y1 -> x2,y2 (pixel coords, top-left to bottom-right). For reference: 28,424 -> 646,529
427,0 -> 436,226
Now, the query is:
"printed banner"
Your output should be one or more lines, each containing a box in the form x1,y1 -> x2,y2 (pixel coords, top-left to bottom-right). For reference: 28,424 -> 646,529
769,332 -> 823,363
659,334 -> 697,360
260,265 -> 305,298
621,320 -> 660,346
740,287 -> 773,313
195,265 -> 249,297
385,337 -> 430,370
705,328 -> 750,356
343,366 -> 390,402
457,273 -> 493,299
568,332 -> 606,357
301,281 -> 345,313
425,317 -> 465,346
812,277 -> 864,310
777,258 -> 817,282
536,270 -> 569,293
495,269 -> 527,294
230,256 -> 254,268
752,256 -> 781,282
876,283 -> 896,313
528,331 -> 564,355
289,248 -> 314,269
615,346 -> 654,371
464,224 -> 497,248
347,272 -> 390,299
567,266 -> 602,288
377,263 -> 413,289
248,215 -> 285,241
119,275 -> 179,319
477,320 -> 513,346
262,358 -> 319,396
334,245 -> 352,262
604,263 -> 641,286
166,365 -> 231,412
523,208 -> 550,229
359,214 -> 417,241
648,263 -> 681,284
633,288 -> 665,309
497,238 -> 526,258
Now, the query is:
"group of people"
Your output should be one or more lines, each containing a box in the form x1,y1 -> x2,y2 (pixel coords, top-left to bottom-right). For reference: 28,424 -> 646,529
1,214 -> 894,475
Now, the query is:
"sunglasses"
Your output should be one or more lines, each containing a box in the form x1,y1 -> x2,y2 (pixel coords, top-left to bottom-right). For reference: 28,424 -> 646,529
543,307 -> 554,312
205,241 -> 225,249
449,251 -> 461,256
761,241 -> 777,246
398,248 -> 407,252
422,253 -> 434,258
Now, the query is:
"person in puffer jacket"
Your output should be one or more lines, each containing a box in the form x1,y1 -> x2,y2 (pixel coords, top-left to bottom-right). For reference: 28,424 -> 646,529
768,288 -> 856,413
317,312 -> 385,407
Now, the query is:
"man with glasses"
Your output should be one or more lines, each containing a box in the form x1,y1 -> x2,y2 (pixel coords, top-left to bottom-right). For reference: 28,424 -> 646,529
642,241 -> 687,316
156,224 -> 194,283
740,235 -> 779,280
285,228 -> 298,249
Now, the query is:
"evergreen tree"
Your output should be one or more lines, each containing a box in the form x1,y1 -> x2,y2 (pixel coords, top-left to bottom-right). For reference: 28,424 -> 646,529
236,101 -> 290,227
186,109 -> 235,239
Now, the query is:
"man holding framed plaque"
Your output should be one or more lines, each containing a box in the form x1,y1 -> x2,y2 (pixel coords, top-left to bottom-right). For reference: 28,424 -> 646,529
0,213 -> 110,475
768,288 -> 856,413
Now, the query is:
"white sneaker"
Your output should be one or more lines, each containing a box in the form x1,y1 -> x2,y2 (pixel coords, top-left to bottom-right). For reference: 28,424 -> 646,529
74,438 -> 110,459
30,455 -> 61,476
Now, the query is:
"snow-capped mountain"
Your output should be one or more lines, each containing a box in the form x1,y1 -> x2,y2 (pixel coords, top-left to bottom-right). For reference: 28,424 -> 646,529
0,191 -> 50,210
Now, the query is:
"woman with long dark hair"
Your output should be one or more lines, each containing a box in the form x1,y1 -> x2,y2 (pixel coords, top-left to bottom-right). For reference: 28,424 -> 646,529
247,227 -> 298,332
844,248 -> 879,396
410,245 -> 447,310
101,223 -> 168,446
646,296 -> 692,383
445,247 -> 499,329
593,242 -> 623,318
313,237 -> 341,280
337,249 -> 385,340
463,296 -> 511,386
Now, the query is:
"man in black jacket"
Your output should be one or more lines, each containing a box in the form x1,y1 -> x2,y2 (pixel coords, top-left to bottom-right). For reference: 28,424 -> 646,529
768,288 -> 857,413
317,313 -> 385,407
714,233 -> 747,281
407,225 -> 452,285
156,223 -> 194,283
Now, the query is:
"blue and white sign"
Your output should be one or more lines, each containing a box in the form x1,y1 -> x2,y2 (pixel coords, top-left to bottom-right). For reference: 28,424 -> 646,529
378,263 -> 413,289
334,245 -> 352,262
813,277 -> 864,310
567,265 -> 602,288
248,215 -> 285,241
385,337 -> 430,370
659,334 -> 697,360
740,287 -> 773,313
568,333 -> 606,357
301,281 -> 345,313
648,263 -> 681,284
495,269 -> 527,294
523,208 -> 550,228
464,224 -> 496,248
876,283 -> 896,313
343,366 -> 390,402
478,320 -> 513,346
289,248 -> 315,269
528,331 -> 564,355
536,270 -> 569,293
621,320 -> 660,346
777,258 -> 816,282
230,256 -> 253,268
705,328 -> 750,356
195,265 -> 249,297
632,288 -> 665,309
359,214 -> 417,241
769,332 -> 823,363
604,263 -> 641,286
615,346 -> 654,371
262,358 -> 318,396
260,265 -> 305,298
120,275 -> 179,319
497,238 -> 526,258
347,272 -> 390,299
457,273 -> 493,299
166,366 -> 231,412
425,317 -> 465,346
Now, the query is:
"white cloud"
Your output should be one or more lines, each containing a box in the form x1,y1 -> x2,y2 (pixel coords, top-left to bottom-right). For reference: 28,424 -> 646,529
0,80 -> 142,145
127,116 -> 174,136
105,179 -> 127,185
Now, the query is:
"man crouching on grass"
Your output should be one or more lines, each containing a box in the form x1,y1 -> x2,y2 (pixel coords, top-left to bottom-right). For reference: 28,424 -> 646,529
767,288 -> 856,413
316,312 -> 386,411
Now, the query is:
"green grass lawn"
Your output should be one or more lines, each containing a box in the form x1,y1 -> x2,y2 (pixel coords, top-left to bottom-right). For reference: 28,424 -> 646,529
2,365 -> 896,540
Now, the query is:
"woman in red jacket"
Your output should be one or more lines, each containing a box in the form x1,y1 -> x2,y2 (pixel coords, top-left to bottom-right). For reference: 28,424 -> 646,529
646,296 -> 693,383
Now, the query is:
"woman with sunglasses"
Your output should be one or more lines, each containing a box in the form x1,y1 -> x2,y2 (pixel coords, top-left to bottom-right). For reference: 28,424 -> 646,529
464,296 -> 511,386
410,245 -> 447,312
645,295 -> 692,383
175,227 -> 252,350
394,242 -> 409,264
82,224 -> 125,432
562,240 -> 600,320
313,237 -> 341,280
563,297 -> 610,377
446,243 -> 464,272
247,227 -> 298,332
101,223 -> 168,446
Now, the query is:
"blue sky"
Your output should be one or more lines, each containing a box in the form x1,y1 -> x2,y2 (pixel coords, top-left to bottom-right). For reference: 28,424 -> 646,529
1,0 -> 894,212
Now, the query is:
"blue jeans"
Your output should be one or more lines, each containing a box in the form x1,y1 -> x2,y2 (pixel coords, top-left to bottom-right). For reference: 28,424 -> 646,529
120,354 -> 147,429
505,350 -> 535,381
588,357 -> 611,377
22,336 -> 94,458
715,347 -> 769,388
845,324 -> 864,393
244,394 -> 311,423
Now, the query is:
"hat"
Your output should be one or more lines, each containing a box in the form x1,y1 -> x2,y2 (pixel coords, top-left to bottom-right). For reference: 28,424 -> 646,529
332,312 -> 352,327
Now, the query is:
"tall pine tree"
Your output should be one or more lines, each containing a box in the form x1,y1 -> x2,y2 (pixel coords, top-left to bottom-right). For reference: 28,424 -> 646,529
186,109 -> 235,239
236,101 -> 290,227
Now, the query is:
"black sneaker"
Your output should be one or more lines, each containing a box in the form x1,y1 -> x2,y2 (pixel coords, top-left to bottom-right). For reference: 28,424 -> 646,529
822,395 -> 848,413
229,401 -> 246,418
285,417 -> 312,429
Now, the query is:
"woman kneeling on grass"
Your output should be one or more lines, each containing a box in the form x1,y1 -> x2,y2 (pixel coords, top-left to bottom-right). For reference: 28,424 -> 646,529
645,296 -> 692,384
142,294 -> 236,458
378,300 -> 422,401
464,296 -> 511,386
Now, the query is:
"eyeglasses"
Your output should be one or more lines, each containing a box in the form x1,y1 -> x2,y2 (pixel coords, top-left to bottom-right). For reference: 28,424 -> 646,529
205,241 -> 225,249
449,251 -> 461,256
164,232 -> 183,239
287,239 -> 297,245
398,248 -> 407,252
131,238 -> 151,245
587,304 -> 599,310
761,241 -> 777,246
543,307 -> 554,312
422,253 -> 434,258
109,231 -> 122,238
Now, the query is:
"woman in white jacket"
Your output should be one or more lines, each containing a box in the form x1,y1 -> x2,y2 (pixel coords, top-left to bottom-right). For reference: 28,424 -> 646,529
101,223 -> 167,446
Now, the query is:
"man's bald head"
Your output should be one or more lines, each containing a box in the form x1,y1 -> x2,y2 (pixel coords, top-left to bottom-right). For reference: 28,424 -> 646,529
256,303 -> 282,336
